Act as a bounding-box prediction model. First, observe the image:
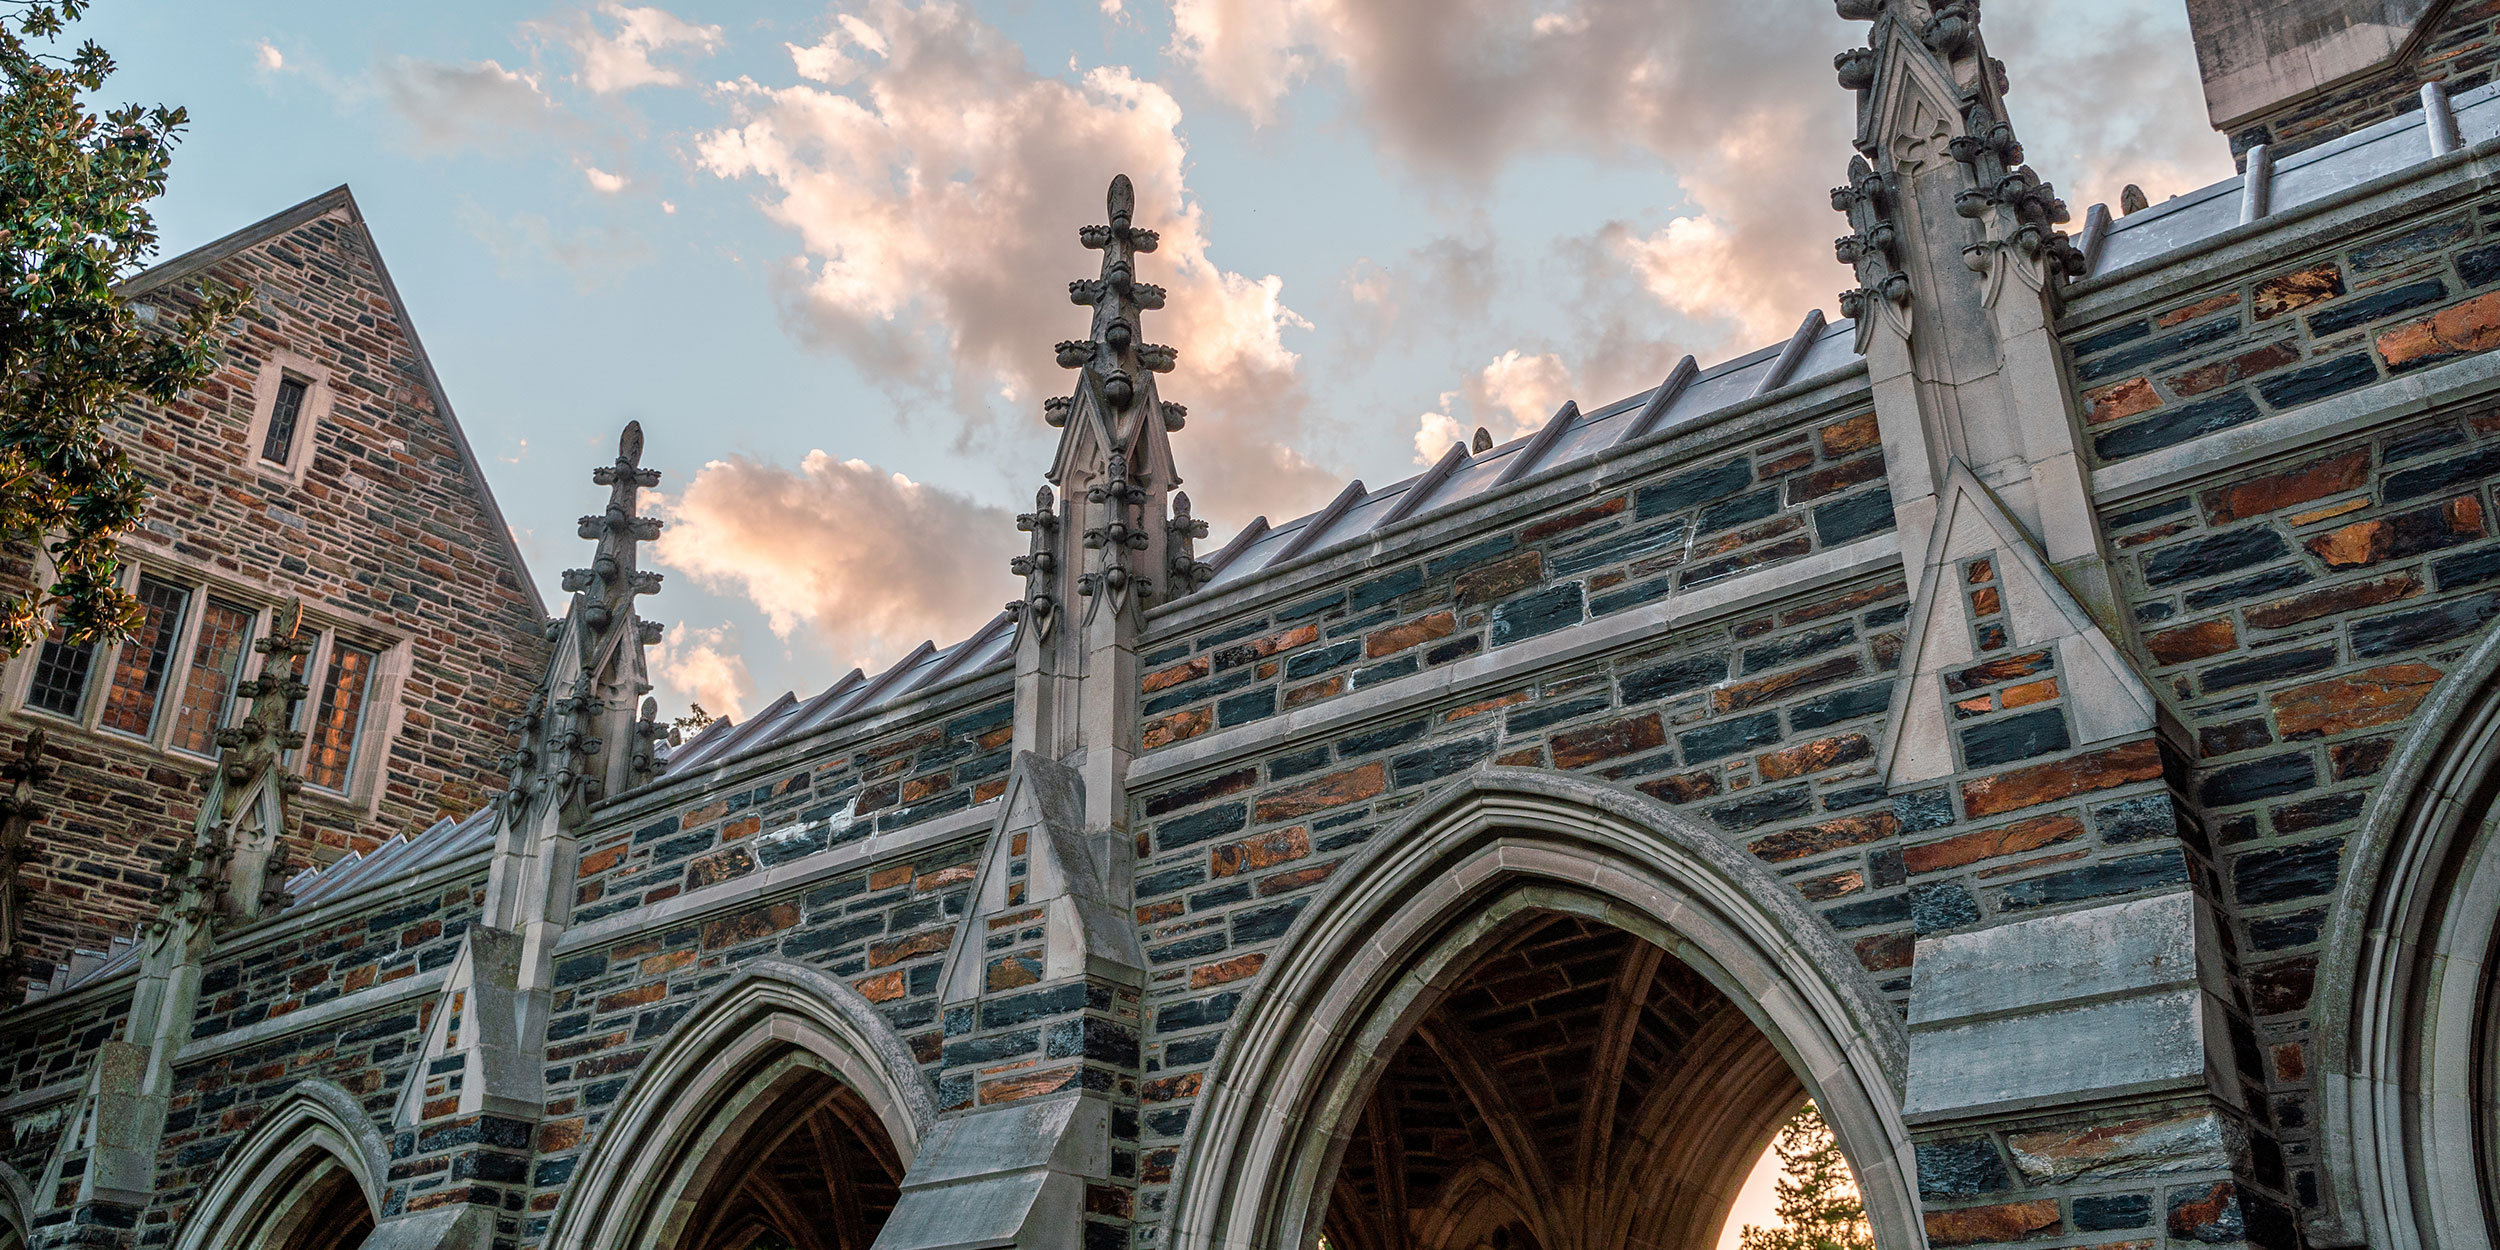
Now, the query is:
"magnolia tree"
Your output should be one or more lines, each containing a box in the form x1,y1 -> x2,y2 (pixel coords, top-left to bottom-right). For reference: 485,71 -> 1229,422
0,0 -> 237,655
1739,1102 -> 1876,1250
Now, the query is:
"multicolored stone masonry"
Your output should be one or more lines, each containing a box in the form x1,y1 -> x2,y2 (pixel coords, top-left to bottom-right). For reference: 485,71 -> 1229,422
11,7 -> 2500,1250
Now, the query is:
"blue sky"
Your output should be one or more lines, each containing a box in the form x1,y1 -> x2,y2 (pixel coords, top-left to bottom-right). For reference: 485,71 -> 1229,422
81,0 -> 2232,722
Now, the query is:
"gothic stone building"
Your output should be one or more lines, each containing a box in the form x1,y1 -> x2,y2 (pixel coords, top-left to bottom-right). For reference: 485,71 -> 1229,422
0,187 -> 550,1000
9,3 -> 2500,1250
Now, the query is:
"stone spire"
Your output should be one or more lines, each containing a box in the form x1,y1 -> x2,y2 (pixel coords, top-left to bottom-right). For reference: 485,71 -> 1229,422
0,729 -> 48,972
483,420 -> 667,944
1011,174 -> 1194,821
901,178 -> 1173,1250
1830,0 -> 2113,620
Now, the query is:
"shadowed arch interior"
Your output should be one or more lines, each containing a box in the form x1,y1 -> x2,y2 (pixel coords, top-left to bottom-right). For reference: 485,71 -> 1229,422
1320,911 -> 1807,1250
675,1066 -> 903,1250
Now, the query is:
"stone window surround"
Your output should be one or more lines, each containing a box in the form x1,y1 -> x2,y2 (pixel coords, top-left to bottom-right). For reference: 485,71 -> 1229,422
240,348 -> 334,486
0,551 -> 412,819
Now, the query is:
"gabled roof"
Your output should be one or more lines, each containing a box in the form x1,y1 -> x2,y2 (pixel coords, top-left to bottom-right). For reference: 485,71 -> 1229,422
121,184 -> 547,619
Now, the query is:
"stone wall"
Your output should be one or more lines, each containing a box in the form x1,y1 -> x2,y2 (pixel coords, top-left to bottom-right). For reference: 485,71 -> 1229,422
4,193 -> 549,985
568,692 -> 1012,923
2078,199 -> 2500,466
1139,409 -> 1895,753
2196,0 -> 2500,161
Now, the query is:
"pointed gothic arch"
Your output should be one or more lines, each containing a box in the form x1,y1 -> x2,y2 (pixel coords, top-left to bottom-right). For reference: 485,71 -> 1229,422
2313,626 -> 2500,1250
1161,768 -> 1918,1250
170,1079 -> 387,1250
1,1159 -> 33,1250
540,958 -> 936,1250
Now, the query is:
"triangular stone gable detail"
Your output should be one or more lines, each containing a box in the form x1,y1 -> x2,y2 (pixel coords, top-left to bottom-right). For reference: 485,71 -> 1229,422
1881,463 -> 2158,786
391,927 -> 537,1125
938,752 -> 1143,1006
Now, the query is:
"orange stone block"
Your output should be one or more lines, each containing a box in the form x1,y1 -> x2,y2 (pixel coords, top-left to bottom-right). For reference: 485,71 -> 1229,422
983,1066 -> 1079,1104
2201,447 -> 2369,525
1255,762 -> 1387,822
1143,705 -> 1215,751
868,925 -> 957,969
1189,952 -> 1266,989
1961,740 -> 2162,818
2377,288 -> 2500,370
1923,1200 -> 2061,1247
1755,732 -> 1872,782
1818,411 -> 1880,457
1212,826 -> 1310,878
1365,610 -> 1456,658
1283,675 -> 1345,710
2083,376 -> 2160,426
1903,813 -> 2085,875
1143,655 -> 1210,693
2271,662 -> 2442,739
2145,618 -> 2237,666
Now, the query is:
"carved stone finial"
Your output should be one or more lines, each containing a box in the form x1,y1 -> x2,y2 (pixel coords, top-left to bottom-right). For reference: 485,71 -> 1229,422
2120,184 -> 2149,215
1471,427 -> 1493,454
1165,490 -> 1214,597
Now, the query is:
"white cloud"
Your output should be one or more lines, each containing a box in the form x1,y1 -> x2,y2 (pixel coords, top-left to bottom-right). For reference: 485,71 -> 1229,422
376,56 -> 561,151
696,0 -> 1340,529
1407,349 -> 1575,463
1167,0 -> 1854,350
652,451 -> 1020,672
584,166 -> 628,192
255,41 -> 284,71
536,1 -> 725,94
650,623 -> 755,720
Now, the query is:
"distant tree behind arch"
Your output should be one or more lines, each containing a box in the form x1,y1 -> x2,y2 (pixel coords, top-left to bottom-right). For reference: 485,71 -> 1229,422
1739,1103 -> 1875,1250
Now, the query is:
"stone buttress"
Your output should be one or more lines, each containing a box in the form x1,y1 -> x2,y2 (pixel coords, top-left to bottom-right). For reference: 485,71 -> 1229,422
29,610 -> 315,1248
1835,2 -> 2295,1246
364,425 -> 668,1250
879,176 -> 1203,1250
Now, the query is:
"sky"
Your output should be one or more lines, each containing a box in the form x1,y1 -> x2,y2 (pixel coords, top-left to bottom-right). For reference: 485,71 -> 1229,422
77,0 -> 2234,727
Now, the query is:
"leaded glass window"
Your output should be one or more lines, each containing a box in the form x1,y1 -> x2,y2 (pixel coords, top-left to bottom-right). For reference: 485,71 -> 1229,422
170,600 -> 257,756
305,640 -> 376,792
25,636 -> 94,719
263,376 -> 308,466
99,576 -> 193,737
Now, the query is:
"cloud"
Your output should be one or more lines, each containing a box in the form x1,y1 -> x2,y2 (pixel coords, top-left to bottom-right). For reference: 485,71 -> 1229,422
650,622 -> 755,720
255,41 -> 284,72
1167,0 -> 1855,350
376,56 -> 562,151
1407,348 -> 1576,463
652,451 -> 1020,672
696,0 -> 1340,531
535,1 -> 725,94
1983,0 -> 2234,211
584,166 -> 628,192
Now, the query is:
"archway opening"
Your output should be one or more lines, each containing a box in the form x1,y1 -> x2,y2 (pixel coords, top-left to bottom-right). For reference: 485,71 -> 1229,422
1320,912 -> 1820,1250
265,1162 -> 375,1250
674,1066 -> 905,1250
